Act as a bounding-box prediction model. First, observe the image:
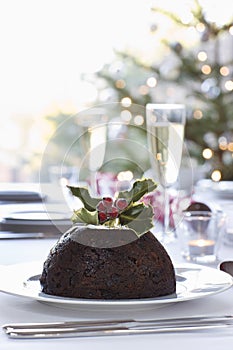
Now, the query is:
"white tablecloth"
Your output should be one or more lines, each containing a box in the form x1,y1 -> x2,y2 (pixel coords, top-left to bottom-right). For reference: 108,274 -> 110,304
0,182 -> 233,349
0,236 -> 233,350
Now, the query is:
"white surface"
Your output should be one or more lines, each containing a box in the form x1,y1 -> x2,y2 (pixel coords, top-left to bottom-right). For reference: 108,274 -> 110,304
1,182 -> 233,349
195,180 -> 233,199
0,237 -> 233,349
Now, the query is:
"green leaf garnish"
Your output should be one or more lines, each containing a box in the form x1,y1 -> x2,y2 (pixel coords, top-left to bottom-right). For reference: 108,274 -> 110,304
119,203 -> 154,237
68,177 -> 157,237
67,186 -> 99,211
118,178 -> 157,204
72,208 -> 99,225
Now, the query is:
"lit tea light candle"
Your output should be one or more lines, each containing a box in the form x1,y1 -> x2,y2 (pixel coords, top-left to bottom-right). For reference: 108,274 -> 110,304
188,239 -> 215,256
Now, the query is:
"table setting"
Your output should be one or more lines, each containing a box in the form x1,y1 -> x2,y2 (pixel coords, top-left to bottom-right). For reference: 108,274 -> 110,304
1,233 -> 233,349
1,103 -> 233,349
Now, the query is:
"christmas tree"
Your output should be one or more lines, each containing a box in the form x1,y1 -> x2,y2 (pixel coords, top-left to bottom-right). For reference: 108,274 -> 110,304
85,0 -> 233,181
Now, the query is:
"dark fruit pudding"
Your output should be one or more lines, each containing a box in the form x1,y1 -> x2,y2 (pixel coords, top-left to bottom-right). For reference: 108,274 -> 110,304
40,178 -> 176,299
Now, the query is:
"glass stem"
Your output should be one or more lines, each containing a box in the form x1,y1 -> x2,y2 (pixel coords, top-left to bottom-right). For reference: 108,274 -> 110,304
164,187 -> 170,234
90,171 -> 98,196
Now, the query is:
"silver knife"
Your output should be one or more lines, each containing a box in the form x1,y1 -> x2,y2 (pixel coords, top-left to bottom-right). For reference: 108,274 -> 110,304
3,315 -> 233,339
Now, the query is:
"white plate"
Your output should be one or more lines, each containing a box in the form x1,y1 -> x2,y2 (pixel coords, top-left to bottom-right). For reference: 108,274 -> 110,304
4,211 -> 70,221
0,210 -> 71,234
0,261 -> 232,310
196,180 -> 233,199
212,181 -> 233,199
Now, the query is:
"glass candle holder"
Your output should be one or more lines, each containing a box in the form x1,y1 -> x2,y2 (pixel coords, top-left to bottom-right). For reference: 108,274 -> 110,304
178,210 -> 226,264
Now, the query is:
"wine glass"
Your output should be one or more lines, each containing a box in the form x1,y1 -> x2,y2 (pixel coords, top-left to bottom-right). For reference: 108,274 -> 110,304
76,103 -> 149,197
146,103 -> 186,243
76,107 -> 108,196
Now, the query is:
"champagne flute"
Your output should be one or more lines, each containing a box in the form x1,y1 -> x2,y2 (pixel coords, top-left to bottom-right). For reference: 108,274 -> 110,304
76,107 -> 108,196
146,103 -> 186,243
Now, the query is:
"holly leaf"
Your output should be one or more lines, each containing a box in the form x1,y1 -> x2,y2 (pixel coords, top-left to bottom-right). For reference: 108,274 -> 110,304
119,203 -> 154,237
72,208 -> 99,225
118,178 -> 157,204
67,186 -> 100,212
68,178 -> 157,236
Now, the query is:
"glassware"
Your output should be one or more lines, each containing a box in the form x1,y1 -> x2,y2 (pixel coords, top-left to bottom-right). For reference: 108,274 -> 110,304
75,103 -> 149,196
178,210 -> 226,264
146,103 -> 186,243
76,107 -> 108,195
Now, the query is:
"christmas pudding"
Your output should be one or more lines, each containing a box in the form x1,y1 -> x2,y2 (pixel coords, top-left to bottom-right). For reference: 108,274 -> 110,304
40,179 -> 176,299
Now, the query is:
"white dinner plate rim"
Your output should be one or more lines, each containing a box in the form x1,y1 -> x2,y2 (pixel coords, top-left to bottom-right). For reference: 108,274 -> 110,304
0,261 -> 232,309
196,180 -> 233,197
3,210 -> 71,222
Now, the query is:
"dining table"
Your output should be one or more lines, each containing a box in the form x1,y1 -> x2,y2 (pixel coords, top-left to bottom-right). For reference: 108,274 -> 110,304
0,180 -> 233,349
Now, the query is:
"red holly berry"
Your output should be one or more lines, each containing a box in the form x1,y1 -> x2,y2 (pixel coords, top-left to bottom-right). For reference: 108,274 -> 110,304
102,197 -> 113,208
98,211 -> 108,223
96,197 -> 120,222
115,198 -> 128,211
107,206 -> 119,219
96,201 -> 106,212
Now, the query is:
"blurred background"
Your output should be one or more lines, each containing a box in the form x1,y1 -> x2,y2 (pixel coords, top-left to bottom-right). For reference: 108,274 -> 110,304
0,0 -> 232,184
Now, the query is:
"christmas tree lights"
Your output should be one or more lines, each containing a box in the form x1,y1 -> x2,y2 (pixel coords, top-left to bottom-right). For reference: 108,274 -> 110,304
86,0 -> 233,180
